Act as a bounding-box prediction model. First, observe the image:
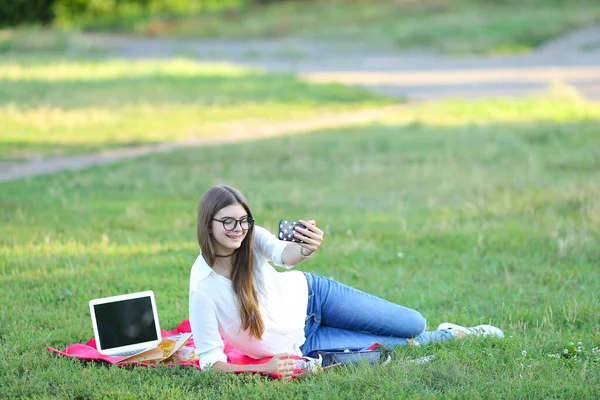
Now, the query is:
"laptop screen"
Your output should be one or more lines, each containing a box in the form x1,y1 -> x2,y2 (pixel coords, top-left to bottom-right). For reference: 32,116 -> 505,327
93,296 -> 159,350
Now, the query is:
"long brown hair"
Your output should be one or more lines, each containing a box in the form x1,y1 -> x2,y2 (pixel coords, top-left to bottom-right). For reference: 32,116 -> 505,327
197,184 -> 264,339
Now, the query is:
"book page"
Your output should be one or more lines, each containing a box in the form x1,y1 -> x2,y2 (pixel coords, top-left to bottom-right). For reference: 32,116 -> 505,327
118,346 -> 165,364
118,332 -> 192,364
163,333 -> 192,359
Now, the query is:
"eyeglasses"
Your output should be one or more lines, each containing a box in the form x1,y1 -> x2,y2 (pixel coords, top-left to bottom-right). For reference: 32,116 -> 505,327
212,217 -> 254,231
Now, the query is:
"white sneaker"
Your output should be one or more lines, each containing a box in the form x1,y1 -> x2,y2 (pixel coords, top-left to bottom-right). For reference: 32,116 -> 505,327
436,322 -> 504,338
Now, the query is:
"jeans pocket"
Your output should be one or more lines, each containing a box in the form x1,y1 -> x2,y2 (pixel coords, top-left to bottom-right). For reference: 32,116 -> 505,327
305,293 -> 315,322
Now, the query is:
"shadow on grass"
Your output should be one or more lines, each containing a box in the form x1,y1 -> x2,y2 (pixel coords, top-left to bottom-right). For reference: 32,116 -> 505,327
0,74 -> 385,109
2,118 -> 598,265
0,139 -> 161,161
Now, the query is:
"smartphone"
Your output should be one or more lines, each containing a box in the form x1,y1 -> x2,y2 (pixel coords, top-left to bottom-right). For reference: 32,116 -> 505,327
278,220 -> 305,242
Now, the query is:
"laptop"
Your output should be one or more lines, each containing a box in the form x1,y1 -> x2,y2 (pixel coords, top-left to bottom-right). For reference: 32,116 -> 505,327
89,290 -> 162,357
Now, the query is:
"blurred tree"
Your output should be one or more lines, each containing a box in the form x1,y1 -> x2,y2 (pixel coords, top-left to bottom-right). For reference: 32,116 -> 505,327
52,0 -> 250,29
1,0 -> 284,28
0,0 -> 55,26
252,0 -> 293,3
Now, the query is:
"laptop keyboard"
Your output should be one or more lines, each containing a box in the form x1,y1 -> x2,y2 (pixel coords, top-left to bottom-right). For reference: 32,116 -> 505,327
113,347 -> 149,357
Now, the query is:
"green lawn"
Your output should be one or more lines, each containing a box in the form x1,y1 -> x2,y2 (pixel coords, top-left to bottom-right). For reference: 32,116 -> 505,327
6,1 -> 599,55
0,55 -> 389,161
5,52 -> 600,163
133,0 -> 600,55
1,99 -> 599,397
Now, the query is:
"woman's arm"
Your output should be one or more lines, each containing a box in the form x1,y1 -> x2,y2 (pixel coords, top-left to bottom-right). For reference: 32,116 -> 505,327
189,291 -> 229,368
281,219 -> 323,267
211,353 -> 297,380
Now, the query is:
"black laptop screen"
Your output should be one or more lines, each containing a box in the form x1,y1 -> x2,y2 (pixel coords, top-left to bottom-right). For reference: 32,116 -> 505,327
93,296 -> 158,349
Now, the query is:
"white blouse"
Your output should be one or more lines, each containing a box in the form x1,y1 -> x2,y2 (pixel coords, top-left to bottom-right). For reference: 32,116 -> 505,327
189,226 -> 309,369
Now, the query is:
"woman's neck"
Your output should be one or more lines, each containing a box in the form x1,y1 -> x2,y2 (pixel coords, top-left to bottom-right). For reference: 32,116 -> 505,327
212,257 -> 234,280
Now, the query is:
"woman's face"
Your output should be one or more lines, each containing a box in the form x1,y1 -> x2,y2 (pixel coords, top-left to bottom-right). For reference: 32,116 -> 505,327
211,203 -> 250,255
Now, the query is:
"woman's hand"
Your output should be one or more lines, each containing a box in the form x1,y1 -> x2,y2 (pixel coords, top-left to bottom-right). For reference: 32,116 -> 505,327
263,353 -> 297,380
295,219 -> 324,256
212,355 -> 296,379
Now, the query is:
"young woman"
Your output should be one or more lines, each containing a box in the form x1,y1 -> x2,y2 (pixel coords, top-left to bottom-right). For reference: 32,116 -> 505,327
189,185 -> 503,377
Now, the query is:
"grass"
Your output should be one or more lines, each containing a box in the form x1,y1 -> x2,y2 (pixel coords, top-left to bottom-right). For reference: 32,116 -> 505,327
4,53 -> 600,162
0,0 -> 600,55
380,94 -> 600,127
7,1 -> 600,55
1,96 -> 600,397
0,55 -> 389,161
130,0 -> 600,55
0,27 -> 70,54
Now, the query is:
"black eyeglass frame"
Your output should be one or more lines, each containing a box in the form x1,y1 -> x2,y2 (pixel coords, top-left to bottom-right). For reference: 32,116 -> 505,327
212,217 -> 254,231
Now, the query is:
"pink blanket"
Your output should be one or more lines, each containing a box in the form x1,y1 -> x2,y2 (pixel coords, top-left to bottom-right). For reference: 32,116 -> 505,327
47,319 -> 302,379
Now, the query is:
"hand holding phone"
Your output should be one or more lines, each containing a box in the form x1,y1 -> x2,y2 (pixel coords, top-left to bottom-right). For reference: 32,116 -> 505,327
278,220 -> 306,242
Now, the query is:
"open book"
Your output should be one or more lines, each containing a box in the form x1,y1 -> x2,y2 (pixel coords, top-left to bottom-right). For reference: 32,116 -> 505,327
118,332 -> 194,364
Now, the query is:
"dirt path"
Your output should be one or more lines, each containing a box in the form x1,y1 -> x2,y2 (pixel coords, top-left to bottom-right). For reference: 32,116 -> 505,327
77,24 -> 600,100
4,26 -> 599,183
1,105 -> 402,183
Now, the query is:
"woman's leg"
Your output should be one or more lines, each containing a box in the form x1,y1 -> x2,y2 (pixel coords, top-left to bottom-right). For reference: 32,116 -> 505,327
301,325 -> 453,356
304,272 -> 426,338
302,273 -> 453,354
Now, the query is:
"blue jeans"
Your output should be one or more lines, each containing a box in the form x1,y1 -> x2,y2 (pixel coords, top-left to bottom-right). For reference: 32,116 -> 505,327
300,272 -> 453,355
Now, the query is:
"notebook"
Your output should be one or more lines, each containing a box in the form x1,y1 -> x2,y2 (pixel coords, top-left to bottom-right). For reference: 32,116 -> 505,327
89,290 -> 162,357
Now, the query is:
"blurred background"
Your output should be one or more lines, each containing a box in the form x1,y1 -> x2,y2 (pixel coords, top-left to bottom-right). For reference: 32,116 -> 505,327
2,0 -> 599,54
2,0 -> 600,107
